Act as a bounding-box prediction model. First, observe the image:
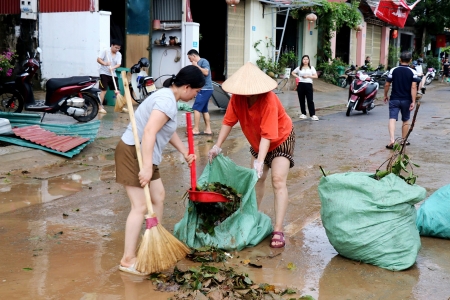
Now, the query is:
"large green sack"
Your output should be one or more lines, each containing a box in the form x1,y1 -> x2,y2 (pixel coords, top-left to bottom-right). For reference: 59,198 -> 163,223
416,184 -> 450,239
173,155 -> 273,251
318,172 -> 426,271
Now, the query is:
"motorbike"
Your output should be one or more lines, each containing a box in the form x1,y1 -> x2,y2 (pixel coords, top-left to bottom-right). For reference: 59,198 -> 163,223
424,67 -> 436,85
361,64 -> 387,87
0,48 -> 101,122
337,65 -> 357,88
129,57 -> 157,104
346,71 -> 379,116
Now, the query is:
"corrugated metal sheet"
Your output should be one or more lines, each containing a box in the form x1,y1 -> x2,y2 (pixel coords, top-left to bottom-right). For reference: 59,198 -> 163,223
40,0 -> 91,13
0,0 -> 20,15
153,0 -> 182,21
12,125 -> 90,152
0,112 -> 100,158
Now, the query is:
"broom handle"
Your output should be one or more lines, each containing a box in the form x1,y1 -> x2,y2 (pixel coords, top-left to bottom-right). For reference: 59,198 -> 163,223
108,52 -> 119,92
121,70 -> 154,216
186,112 -> 197,191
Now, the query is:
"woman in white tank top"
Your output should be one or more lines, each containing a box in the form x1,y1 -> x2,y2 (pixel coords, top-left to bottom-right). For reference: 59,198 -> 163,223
291,55 -> 319,121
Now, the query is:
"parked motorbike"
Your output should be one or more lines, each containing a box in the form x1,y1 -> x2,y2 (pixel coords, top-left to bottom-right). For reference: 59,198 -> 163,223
129,57 -> 156,104
0,48 -> 101,122
346,71 -> 379,116
337,65 -> 356,88
424,67 -> 436,85
361,64 -> 387,87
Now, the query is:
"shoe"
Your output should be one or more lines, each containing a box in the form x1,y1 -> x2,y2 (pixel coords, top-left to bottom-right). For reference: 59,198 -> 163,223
401,141 -> 410,146
311,115 -> 319,121
299,114 -> 307,119
98,108 -> 107,114
417,91 -> 423,95
119,263 -> 150,276
386,143 -> 394,149
199,131 -> 214,136
121,107 -> 129,113
270,231 -> 285,248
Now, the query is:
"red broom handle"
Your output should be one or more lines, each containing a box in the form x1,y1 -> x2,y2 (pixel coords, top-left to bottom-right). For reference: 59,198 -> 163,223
186,112 -> 197,191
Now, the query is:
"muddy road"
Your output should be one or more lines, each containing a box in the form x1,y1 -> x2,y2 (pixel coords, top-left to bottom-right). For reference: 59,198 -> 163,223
1,83 -> 450,299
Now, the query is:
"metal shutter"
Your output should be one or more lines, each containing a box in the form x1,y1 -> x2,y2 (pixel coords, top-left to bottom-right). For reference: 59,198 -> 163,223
350,29 -> 357,66
226,5 -> 245,78
365,24 -> 382,67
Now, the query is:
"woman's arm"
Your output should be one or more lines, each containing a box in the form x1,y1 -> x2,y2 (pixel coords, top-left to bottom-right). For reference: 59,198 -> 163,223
214,125 -> 233,148
169,132 -> 196,165
139,110 -> 169,186
256,138 -> 271,163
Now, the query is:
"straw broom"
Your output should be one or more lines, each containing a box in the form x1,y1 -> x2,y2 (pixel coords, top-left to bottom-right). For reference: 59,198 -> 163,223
120,71 -> 191,274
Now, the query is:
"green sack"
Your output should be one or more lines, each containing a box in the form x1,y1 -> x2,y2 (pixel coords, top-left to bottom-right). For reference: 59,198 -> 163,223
416,184 -> 450,239
173,155 -> 273,251
318,172 -> 426,271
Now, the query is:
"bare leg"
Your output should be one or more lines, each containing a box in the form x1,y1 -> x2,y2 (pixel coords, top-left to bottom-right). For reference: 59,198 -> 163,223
193,110 -> 201,134
270,156 -> 290,247
250,156 -> 270,207
401,120 -> 410,140
120,179 -> 165,268
98,90 -> 106,111
388,119 -> 396,145
202,112 -> 212,134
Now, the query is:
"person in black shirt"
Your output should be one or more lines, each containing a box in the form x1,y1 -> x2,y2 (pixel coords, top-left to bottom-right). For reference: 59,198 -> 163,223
384,51 -> 421,149
441,57 -> 449,83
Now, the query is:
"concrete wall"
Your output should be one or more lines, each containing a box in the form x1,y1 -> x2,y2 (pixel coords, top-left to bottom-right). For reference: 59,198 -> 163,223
245,0 -> 276,64
39,11 -> 110,81
301,18 -> 318,67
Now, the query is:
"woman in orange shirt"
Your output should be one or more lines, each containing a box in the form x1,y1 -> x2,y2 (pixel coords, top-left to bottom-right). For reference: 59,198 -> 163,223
208,62 -> 295,248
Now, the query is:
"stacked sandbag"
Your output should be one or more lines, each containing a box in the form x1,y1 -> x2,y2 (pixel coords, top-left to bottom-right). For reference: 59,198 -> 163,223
319,172 -> 426,271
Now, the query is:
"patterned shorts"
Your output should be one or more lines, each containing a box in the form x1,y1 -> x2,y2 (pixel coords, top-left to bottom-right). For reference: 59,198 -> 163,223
250,127 -> 295,168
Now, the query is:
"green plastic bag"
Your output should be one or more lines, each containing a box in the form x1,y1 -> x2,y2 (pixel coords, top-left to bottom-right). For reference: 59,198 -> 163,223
173,155 -> 273,251
416,184 -> 450,239
318,172 -> 426,271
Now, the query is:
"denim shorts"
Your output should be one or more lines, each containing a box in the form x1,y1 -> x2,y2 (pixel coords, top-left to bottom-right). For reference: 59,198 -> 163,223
192,89 -> 213,113
389,99 -> 411,121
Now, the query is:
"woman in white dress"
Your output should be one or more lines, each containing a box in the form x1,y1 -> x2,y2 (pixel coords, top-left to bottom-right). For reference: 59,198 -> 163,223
291,55 -> 319,121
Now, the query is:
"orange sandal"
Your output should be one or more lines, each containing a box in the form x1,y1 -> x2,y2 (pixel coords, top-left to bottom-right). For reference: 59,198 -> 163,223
270,231 -> 285,248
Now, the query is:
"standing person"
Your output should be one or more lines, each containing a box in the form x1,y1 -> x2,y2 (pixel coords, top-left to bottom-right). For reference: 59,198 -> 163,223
208,62 -> 295,248
415,58 -> 426,94
97,40 -> 123,114
441,57 -> 449,83
384,51 -> 421,149
187,49 -> 214,135
365,56 -> 371,67
291,55 -> 319,121
115,65 -> 205,275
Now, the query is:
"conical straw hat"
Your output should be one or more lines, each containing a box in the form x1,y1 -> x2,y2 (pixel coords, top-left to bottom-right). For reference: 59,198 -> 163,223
222,62 -> 277,95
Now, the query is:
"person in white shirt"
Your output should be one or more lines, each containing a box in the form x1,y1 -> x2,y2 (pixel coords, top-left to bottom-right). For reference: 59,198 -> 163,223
97,40 -> 123,114
415,58 -> 426,95
291,55 -> 319,121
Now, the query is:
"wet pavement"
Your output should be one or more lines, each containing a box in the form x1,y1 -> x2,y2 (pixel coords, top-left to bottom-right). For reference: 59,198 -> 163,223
1,80 -> 450,299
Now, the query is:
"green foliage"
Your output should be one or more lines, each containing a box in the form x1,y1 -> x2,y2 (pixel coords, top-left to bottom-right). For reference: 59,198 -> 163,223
410,0 -> 450,36
292,0 -> 362,63
374,144 -> 419,185
425,56 -> 440,69
387,45 -> 400,69
0,49 -> 17,79
317,58 -> 347,85
279,50 -> 298,69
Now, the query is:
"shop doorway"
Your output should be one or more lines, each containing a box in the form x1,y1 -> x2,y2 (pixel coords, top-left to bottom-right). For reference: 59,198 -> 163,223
335,26 -> 351,64
189,0 -> 227,81
99,0 -> 126,64
400,33 -> 412,52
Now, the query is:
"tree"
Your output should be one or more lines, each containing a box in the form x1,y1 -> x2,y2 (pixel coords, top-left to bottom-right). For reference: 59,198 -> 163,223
410,0 -> 450,53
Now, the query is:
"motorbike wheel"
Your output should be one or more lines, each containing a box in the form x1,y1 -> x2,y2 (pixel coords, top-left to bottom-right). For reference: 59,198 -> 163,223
346,101 -> 355,117
0,89 -> 24,113
377,78 -> 386,87
130,86 -> 146,104
72,93 -> 99,122
425,75 -> 433,85
338,78 -> 347,88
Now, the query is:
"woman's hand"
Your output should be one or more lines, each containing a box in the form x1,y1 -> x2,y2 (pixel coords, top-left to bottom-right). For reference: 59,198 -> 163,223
138,166 -> 153,187
253,160 -> 264,178
184,152 -> 196,166
208,145 -> 222,163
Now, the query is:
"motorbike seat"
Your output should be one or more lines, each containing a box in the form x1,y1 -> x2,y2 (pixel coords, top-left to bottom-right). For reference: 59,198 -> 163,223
46,76 -> 91,102
365,83 -> 378,95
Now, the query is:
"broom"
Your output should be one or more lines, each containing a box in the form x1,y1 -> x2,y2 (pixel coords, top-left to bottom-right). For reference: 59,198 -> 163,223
105,52 -> 126,112
120,71 -> 191,274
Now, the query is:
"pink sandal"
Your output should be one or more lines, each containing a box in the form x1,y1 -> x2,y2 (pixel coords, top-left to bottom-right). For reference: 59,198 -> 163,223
270,231 -> 285,248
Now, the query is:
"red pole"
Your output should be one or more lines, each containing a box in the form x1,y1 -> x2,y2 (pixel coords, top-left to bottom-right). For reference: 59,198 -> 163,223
186,112 -> 197,191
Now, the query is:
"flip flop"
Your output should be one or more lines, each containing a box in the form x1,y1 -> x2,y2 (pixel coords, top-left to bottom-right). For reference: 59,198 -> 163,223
200,132 -> 214,136
270,231 -> 285,248
402,141 -> 410,146
385,144 -> 394,149
119,263 -> 150,276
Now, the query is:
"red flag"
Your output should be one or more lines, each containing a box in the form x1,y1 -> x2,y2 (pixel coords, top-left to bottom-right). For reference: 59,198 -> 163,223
436,35 -> 446,48
186,0 -> 193,22
373,0 -> 421,28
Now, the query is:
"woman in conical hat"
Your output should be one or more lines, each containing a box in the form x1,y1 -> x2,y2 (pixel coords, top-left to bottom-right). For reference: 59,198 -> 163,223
208,62 -> 295,248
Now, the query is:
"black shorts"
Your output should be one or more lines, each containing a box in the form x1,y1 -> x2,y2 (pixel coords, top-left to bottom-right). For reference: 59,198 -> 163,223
99,74 -> 119,91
